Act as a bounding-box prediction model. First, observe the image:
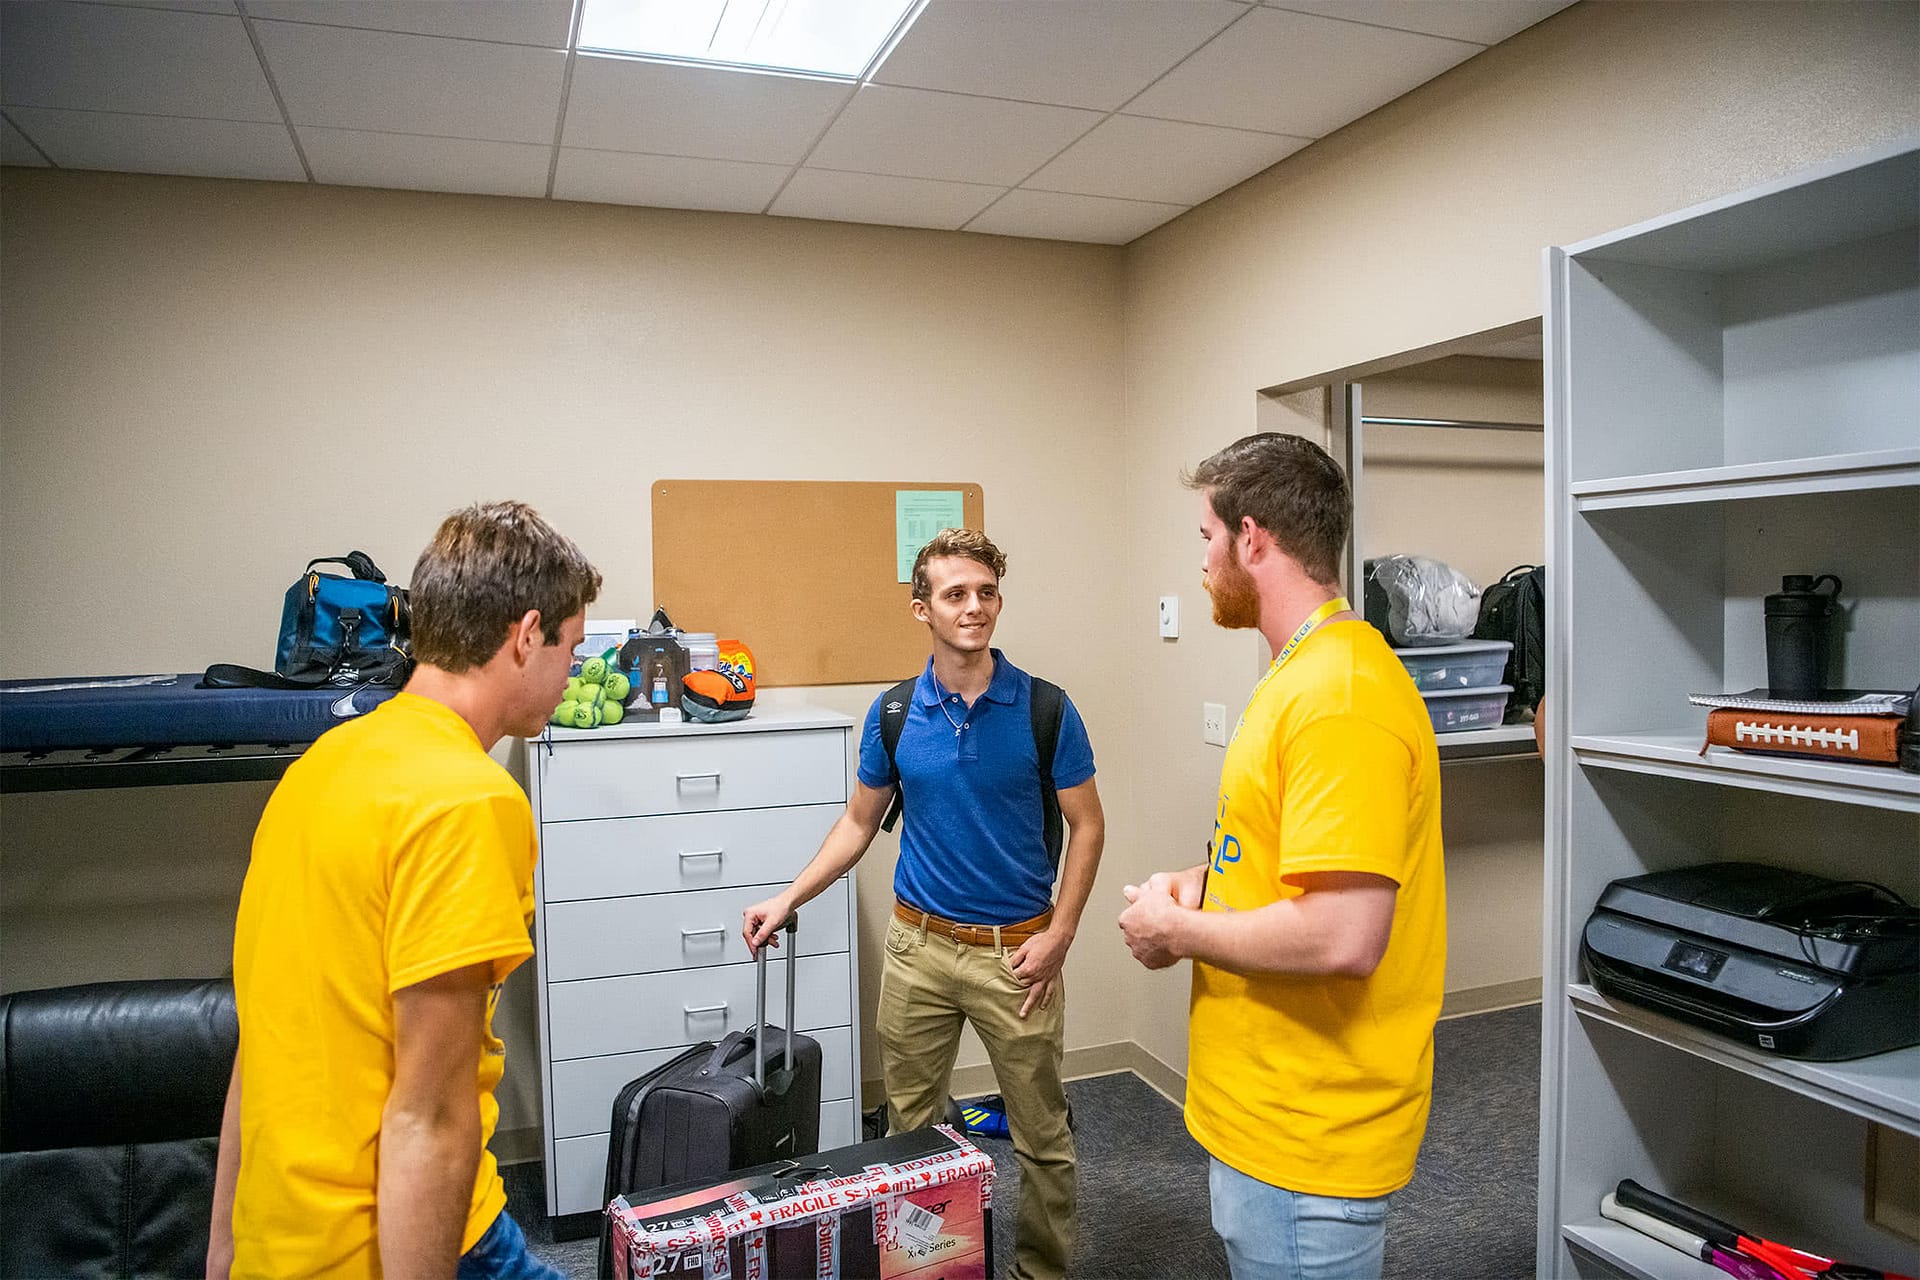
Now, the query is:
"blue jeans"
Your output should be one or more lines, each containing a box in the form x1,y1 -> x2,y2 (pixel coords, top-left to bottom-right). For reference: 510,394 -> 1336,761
1209,1157 -> 1392,1280
457,1211 -> 566,1280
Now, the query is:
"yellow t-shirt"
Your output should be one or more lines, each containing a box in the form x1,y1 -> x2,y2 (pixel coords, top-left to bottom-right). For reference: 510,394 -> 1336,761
231,692 -> 538,1279
1185,618 -> 1446,1198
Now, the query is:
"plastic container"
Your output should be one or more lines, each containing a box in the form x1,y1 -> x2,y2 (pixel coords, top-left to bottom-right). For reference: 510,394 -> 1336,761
1421,684 -> 1512,733
680,632 -> 719,672
576,618 -> 638,661
1393,639 -> 1512,692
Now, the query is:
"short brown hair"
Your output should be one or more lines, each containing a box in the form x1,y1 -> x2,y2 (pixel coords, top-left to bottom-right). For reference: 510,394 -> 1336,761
1183,433 -> 1350,587
910,528 -> 1007,602
410,501 -> 602,672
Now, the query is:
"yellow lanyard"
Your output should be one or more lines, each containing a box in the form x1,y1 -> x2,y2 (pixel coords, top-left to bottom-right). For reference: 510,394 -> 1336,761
1232,596 -> 1351,744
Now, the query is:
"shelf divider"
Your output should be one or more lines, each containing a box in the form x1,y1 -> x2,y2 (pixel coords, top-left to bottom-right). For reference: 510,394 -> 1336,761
1563,1220 -> 1720,1280
1572,733 -> 1920,812
1571,447 -> 1920,511
1568,983 -> 1920,1135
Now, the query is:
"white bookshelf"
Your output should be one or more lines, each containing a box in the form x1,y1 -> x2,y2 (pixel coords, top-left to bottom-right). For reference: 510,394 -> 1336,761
1538,140 -> 1920,1280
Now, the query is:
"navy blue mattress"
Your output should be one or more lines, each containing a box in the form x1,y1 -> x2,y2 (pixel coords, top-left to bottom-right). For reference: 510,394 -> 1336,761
0,674 -> 396,752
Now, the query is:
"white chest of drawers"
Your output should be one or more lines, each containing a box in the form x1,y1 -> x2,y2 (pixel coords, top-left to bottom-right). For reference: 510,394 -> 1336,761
528,706 -> 862,1217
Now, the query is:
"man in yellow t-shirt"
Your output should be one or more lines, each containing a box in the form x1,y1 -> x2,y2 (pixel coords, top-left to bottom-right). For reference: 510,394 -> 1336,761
208,502 -> 601,1280
1120,433 -> 1446,1280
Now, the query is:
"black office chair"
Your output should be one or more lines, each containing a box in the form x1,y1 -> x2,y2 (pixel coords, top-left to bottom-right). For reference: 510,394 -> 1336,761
0,978 -> 237,1279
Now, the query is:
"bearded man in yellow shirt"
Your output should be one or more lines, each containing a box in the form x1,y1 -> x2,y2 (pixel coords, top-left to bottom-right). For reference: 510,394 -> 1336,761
1119,433 -> 1446,1280
208,502 -> 600,1280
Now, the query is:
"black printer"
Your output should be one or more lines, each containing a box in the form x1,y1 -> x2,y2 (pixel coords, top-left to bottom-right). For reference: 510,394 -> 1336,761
1583,862 -> 1919,1061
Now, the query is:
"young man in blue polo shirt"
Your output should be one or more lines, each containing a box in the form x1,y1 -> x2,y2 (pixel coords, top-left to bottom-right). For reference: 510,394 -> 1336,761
743,528 -> 1105,1280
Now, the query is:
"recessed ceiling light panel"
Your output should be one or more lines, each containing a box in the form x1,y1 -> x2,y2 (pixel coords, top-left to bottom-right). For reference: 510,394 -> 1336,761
578,0 -> 921,79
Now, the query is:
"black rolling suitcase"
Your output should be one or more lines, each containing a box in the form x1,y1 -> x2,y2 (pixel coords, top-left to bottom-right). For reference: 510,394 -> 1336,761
597,914 -> 823,1279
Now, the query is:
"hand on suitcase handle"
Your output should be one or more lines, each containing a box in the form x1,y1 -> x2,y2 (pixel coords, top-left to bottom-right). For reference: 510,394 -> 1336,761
741,899 -> 798,956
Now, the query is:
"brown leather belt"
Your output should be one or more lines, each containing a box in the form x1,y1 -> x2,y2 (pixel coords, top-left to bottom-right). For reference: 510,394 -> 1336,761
893,900 -> 1052,948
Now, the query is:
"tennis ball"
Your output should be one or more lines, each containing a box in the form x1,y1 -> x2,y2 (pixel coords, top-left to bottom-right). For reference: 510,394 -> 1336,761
566,676 -> 584,697
568,700 -> 598,729
603,672 -> 630,702
601,700 -> 624,725
581,656 -> 608,684
550,703 -> 572,726
576,682 -> 603,707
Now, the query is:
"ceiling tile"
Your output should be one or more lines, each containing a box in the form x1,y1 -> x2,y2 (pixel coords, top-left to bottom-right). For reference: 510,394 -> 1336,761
300,127 -> 550,197
771,168 -> 1002,232
1126,5 -> 1478,137
4,106 -> 304,179
966,189 -> 1186,244
0,3 -> 280,121
872,0 -> 1244,111
1264,0 -> 1574,46
244,1 -> 574,48
254,19 -> 566,144
1024,114 -> 1306,206
2,115 -> 51,165
563,55 -> 852,165
552,148 -> 790,213
808,85 -> 1101,187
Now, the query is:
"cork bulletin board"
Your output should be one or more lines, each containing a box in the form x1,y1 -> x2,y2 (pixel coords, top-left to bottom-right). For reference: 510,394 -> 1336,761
651,480 -> 985,687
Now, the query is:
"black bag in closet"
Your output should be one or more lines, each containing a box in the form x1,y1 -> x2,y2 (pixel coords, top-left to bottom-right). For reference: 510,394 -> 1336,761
1472,564 -> 1545,716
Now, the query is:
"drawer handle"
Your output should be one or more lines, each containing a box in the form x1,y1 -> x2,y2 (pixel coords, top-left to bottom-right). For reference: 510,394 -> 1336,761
675,771 -> 723,789
678,848 -> 724,863
683,1002 -> 729,1018
680,926 -> 726,942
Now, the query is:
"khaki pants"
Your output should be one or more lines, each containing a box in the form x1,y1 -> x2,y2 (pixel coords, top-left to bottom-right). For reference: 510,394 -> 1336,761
876,913 -> 1075,1280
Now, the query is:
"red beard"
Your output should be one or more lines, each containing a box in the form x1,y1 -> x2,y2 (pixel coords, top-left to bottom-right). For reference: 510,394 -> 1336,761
1205,547 -> 1260,629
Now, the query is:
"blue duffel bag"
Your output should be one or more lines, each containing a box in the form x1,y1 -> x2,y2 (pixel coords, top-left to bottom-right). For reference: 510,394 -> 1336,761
206,551 -> 412,690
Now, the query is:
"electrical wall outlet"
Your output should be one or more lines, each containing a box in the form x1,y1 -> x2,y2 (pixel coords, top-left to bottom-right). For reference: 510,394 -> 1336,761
1159,595 -> 1179,638
1203,702 -> 1228,746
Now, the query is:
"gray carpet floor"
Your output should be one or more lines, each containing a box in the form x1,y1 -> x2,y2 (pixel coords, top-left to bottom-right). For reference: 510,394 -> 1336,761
504,1002 -> 1540,1279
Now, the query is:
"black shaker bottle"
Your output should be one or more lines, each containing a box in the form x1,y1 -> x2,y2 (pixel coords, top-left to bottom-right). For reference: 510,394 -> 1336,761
1763,573 -> 1841,699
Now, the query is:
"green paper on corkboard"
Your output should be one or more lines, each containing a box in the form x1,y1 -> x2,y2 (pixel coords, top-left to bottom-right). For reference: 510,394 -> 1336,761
895,490 -> 966,582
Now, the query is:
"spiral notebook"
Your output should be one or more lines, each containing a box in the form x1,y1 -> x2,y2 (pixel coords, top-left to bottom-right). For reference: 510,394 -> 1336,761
1687,688 -> 1912,716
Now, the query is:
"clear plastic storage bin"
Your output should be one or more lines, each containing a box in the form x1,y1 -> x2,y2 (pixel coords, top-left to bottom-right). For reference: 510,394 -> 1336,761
1421,684 -> 1513,733
679,632 -> 719,672
1393,639 -> 1512,691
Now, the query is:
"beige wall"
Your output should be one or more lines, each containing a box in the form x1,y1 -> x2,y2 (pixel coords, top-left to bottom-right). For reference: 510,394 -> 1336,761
1,0 -> 1914,1138
1358,355 -> 1543,590
0,175 -> 1129,1130
1117,0 -> 1918,1076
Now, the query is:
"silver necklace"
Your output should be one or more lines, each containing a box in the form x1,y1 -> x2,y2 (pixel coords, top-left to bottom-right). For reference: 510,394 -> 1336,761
930,673 -> 973,737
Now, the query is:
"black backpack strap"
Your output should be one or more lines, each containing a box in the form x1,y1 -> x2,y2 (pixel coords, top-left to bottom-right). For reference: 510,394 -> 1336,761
1030,678 -> 1067,869
304,552 -> 386,582
200,663 -> 329,690
877,677 -> 919,834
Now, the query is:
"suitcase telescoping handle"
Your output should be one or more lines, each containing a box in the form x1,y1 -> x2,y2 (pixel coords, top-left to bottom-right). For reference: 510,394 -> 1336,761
753,912 -> 798,1093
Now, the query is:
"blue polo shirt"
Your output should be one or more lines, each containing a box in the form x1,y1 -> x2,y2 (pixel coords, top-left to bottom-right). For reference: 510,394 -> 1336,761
858,650 -> 1095,925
